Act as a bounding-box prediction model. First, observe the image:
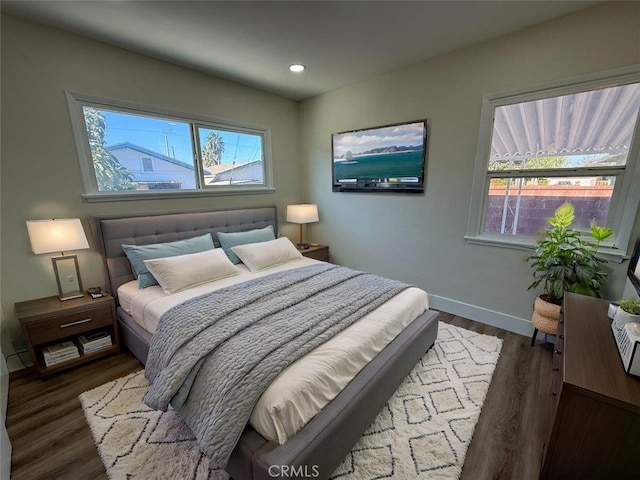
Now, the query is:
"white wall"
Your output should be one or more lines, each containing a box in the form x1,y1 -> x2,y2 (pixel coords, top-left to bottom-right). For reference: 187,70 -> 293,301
0,65 -> 9,473
0,14 -> 303,366
300,2 -> 640,334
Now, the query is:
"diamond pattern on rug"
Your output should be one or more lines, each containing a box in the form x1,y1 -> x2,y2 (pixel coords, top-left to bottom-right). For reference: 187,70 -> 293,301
448,417 -> 475,445
80,371 -> 227,480
409,431 -> 458,473
332,445 -> 395,479
452,360 -> 497,379
329,322 -> 502,480
416,366 -> 450,386
80,322 -> 501,480
428,387 -> 465,414
403,394 -> 432,424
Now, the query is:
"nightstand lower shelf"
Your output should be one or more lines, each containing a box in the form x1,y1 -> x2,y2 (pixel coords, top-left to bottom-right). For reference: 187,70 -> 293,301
16,293 -> 120,378
37,344 -> 120,376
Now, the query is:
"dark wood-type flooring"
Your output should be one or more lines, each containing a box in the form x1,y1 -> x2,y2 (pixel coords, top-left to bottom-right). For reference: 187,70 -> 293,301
6,313 -> 553,480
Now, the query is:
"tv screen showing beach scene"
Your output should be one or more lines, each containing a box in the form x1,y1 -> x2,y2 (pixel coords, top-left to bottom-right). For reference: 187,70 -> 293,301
332,120 -> 427,193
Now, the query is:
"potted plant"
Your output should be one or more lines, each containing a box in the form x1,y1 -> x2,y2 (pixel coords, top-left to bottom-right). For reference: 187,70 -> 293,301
527,202 -> 613,340
614,298 -> 640,328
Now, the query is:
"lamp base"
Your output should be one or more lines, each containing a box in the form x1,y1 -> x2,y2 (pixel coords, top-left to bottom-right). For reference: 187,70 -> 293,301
52,254 -> 84,302
59,291 -> 84,301
297,243 -> 310,250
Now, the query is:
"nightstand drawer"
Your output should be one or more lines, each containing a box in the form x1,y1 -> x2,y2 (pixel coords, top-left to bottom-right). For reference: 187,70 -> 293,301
301,245 -> 330,262
26,305 -> 113,345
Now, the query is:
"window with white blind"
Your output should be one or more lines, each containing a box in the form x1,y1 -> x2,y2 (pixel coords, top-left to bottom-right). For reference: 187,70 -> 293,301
466,68 -> 640,255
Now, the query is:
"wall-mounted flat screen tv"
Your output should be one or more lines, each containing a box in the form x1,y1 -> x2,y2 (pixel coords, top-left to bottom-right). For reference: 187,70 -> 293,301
332,119 -> 427,193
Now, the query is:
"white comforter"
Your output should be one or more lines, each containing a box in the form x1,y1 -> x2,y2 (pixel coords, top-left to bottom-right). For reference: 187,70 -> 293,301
118,258 -> 429,444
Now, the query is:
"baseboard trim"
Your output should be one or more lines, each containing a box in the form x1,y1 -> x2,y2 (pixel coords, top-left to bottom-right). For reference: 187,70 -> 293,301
429,294 -> 533,336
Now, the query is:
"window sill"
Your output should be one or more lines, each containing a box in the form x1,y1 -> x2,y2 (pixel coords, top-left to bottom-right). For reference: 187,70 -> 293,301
82,187 -> 275,202
463,235 -> 628,264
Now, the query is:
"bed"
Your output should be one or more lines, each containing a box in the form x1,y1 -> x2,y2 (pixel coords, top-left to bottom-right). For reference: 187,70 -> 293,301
90,206 -> 440,480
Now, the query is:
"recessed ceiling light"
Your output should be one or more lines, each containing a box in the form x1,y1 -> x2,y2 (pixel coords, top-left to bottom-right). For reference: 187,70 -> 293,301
289,64 -> 306,73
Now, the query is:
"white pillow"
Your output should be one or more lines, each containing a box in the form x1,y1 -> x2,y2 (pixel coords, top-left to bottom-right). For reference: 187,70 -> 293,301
143,248 -> 238,294
231,237 -> 303,272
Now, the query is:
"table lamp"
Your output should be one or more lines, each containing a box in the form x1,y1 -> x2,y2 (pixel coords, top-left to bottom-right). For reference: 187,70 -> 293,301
26,218 -> 90,301
286,204 -> 319,250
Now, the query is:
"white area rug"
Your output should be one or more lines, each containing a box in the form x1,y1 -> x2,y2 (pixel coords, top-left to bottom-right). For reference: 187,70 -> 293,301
80,322 -> 502,479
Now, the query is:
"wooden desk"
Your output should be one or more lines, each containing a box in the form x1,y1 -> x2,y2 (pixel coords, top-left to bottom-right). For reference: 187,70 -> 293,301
541,293 -> 640,479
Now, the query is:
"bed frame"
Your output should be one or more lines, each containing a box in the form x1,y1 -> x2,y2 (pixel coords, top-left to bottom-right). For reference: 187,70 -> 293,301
90,206 -> 440,480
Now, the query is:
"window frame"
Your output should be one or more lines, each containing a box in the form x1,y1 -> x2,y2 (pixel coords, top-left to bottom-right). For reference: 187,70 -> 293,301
66,91 -> 274,201
140,157 -> 155,173
466,66 -> 640,259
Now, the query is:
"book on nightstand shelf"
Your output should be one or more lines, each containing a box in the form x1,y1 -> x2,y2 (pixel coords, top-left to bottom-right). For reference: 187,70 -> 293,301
77,331 -> 112,354
43,340 -> 80,366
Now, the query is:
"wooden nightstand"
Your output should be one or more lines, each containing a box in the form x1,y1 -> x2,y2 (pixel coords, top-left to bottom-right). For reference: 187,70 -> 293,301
16,293 -> 120,378
300,244 -> 330,262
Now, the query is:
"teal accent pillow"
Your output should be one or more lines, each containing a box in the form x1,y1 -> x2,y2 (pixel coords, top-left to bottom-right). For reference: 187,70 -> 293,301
217,225 -> 275,264
122,233 -> 215,289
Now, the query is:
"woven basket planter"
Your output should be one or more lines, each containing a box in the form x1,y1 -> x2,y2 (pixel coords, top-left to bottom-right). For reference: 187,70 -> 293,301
532,296 -> 561,335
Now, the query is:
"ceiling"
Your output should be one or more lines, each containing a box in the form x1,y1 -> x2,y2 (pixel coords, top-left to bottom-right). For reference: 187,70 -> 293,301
1,1 -> 599,100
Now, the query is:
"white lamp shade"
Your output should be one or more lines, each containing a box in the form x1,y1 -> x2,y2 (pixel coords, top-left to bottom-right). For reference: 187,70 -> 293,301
26,218 -> 89,254
286,204 -> 319,224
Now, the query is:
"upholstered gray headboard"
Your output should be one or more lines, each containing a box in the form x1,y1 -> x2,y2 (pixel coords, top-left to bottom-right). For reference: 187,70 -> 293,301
90,206 -> 277,302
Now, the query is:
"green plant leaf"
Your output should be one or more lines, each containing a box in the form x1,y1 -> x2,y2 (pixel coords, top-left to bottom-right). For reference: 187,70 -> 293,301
590,221 -> 613,242
620,299 -> 640,314
548,202 -> 575,229
527,202 -> 611,301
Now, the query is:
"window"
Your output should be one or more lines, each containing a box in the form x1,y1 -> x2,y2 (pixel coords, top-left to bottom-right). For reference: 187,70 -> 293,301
196,126 -> 265,186
66,92 -> 273,200
467,68 -> 640,255
140,157 -> 154,173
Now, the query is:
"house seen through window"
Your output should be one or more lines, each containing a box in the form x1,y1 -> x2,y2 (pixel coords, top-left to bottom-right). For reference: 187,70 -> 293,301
468,73 -> 640,250
67,92 -> 272,198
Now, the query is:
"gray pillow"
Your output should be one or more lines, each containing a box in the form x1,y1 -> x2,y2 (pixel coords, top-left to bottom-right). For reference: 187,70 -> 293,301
217,225 -> 275,264
122,233 -> 215,288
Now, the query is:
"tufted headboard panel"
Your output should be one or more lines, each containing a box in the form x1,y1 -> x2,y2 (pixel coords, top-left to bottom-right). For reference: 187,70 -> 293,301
90,206 -> 277,302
